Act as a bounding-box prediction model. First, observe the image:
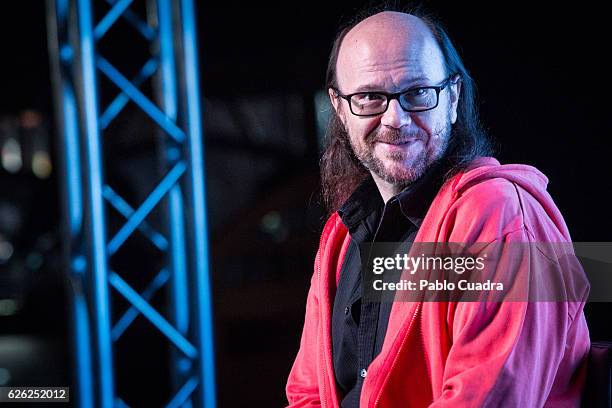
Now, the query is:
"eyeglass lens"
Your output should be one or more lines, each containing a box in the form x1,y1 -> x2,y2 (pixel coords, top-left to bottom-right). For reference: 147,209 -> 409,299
350,88 -> 438,115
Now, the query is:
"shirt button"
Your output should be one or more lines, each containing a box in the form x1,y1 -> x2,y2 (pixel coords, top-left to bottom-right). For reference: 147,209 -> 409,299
344,306 -> 350,315
360,368 -> 367,378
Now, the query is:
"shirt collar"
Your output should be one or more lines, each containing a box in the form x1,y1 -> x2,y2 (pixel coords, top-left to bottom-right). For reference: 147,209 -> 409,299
337,176 -> 382,234
338,159 -> 449,232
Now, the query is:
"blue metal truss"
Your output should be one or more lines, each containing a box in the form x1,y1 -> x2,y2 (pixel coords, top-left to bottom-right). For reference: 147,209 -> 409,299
46,0 -> 216,406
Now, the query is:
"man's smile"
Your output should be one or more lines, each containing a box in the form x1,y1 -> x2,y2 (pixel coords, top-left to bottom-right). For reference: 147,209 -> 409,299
374,138 -> 422,153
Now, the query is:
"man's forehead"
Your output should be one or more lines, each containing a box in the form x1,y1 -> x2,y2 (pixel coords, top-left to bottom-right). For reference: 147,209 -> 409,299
336,11 -> 445,89
343,11 -> 430,45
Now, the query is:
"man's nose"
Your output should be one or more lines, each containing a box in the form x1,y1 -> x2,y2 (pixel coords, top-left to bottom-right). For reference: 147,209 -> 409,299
380,99 -> 411,128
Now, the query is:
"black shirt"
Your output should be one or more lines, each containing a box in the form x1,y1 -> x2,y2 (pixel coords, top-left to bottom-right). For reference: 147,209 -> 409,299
331,163 -> 447,408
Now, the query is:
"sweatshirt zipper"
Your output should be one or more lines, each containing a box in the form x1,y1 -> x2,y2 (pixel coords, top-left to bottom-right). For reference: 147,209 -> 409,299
315,244 -> 329,408
373,302 -> 422,407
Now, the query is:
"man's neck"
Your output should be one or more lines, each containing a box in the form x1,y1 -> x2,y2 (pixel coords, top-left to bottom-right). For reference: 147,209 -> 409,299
371,173 -> 405,203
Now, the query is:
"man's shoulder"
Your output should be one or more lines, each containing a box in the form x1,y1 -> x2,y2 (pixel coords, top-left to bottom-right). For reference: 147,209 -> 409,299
449,158 -> 550,215
452,176 -> 522,213
456,177 -> 520,204
445,177 -> 529,241
443,166 -> 567,241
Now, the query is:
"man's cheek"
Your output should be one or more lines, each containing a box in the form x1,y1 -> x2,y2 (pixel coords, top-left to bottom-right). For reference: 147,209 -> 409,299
348,126 -> 367,146
361,121 -> 380,143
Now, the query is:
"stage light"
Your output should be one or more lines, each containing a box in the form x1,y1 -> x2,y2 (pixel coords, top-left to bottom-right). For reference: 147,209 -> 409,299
32,150 -> 52,179
0,299 -> 18,316
0,240 -> 13,264
1,138 -> 22,174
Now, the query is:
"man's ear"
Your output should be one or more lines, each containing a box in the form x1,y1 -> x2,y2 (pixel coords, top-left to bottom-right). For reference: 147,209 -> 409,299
328,88 -> 346,128
449,75 -> 461,124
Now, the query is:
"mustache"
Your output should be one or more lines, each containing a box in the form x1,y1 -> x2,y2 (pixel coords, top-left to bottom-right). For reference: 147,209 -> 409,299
367,128 -> 426,144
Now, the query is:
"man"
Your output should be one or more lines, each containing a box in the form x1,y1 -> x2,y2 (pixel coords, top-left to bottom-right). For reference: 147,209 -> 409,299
286,7 -> 590,408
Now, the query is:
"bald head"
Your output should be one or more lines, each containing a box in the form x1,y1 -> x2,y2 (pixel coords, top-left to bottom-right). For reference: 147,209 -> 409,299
335,11 -> 447,93
340,11 -> 434,59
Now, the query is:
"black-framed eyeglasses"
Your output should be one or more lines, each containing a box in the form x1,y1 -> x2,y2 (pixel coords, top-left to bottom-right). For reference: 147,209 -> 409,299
331,75 -> 458,117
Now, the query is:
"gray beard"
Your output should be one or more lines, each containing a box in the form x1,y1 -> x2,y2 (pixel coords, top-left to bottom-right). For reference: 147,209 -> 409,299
351,121 -> 452,189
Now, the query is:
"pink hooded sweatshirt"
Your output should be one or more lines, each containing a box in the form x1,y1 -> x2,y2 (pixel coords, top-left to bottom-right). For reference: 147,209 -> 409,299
286,157 -> 590,407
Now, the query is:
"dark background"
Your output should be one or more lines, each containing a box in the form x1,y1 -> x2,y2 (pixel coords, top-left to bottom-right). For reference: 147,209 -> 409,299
0,1 -> 610,407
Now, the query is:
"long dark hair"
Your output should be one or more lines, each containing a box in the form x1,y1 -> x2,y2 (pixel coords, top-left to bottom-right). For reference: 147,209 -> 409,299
321,3 -> 493,213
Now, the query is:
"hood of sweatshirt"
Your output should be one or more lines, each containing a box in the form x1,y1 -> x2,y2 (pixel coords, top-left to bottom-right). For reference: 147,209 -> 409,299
425,156 -> 572,242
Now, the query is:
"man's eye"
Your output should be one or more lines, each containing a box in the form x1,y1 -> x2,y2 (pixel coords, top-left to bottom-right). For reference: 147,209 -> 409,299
356,93 -> 384,102
404,88 -> 427,97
